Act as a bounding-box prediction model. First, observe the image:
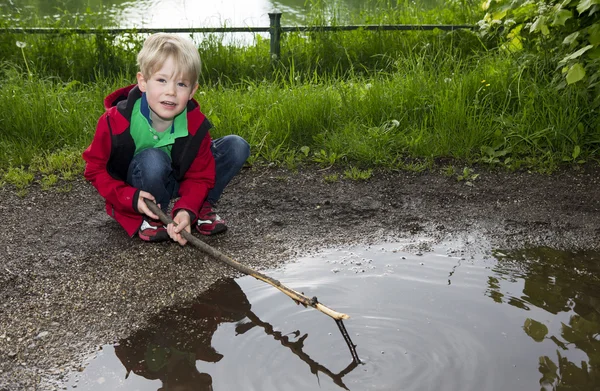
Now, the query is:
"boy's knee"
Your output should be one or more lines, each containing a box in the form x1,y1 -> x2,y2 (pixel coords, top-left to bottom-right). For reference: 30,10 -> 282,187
228,135 -> 250,161
137,148 -> 169,161
129,148 -> 172,179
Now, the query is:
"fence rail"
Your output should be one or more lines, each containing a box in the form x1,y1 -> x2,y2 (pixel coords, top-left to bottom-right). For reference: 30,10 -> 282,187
0,12 -> 476,58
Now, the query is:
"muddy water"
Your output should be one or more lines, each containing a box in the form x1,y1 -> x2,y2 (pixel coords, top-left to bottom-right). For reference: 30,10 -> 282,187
68,240 -> 600,390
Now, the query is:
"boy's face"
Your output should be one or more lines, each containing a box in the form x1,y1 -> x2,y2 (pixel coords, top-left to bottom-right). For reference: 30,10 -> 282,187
136,55 -> 198,123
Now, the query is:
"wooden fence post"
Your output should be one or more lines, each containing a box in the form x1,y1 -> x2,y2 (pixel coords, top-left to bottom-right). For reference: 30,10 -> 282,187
268,12 -> 282,60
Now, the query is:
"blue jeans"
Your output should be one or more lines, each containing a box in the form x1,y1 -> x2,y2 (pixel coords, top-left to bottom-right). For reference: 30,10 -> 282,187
127,135 -> 250,212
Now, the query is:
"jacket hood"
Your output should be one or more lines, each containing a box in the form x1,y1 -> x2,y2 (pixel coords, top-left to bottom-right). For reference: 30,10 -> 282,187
103,84 -> 137,111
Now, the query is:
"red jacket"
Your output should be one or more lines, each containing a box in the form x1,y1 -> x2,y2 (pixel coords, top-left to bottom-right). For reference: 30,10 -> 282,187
82,85 -> 215,237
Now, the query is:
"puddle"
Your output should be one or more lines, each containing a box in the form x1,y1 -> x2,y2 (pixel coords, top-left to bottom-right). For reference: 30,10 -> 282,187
68,240 -> 600,390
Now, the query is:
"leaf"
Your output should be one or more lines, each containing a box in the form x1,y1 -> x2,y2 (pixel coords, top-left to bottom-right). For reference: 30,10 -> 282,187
482,146 -> 496,156
539,356 -> 558,379
563,31 -> 580,45
492,9 -> 508,21
566,63 -> 586,84
559,44 -> 594,65
589,22 -> 600,46
507,24 -> 523,40
589,47 -> 600,59
503,36 -> 523,52
572,145 -> 581,159
577,0 -> 600,14
552,9 -> 573,26
524,318 -> 549,342
541,24 -> 550,36
530,16 -> 549,35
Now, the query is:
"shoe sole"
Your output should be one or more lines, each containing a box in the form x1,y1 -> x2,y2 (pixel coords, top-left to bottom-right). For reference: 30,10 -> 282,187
139,231 -> 170,242
197,223 -> 227,236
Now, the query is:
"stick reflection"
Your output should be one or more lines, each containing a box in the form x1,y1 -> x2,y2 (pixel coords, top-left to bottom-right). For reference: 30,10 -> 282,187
115,278 -> 360,390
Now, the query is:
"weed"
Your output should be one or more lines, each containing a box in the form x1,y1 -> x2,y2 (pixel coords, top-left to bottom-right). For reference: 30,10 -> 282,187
56,183 -> 73,193
561,145 -> 585,164
3,166 -> 34,190
344,167 -> 373,181
457,167 -> 479,185
30,147 -> 85,178
324,173 -> 339,183
40,174 -> 58,190
442,165 -> 457,177
398,158 -> 433,173
15,41 -> 32,78
313,149 -> 345,168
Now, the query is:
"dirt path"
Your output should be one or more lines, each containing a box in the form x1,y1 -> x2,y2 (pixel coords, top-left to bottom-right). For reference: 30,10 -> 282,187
1,165 -> 600,390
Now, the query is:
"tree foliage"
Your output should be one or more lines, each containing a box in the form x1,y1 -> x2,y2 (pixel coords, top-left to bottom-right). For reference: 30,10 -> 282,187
478,0 -> 600,101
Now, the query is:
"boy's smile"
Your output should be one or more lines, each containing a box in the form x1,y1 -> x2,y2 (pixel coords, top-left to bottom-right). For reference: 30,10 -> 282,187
136,56 -> 198,131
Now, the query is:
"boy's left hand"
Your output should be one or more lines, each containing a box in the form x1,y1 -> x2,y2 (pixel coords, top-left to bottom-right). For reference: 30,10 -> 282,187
168,210 -> 191,246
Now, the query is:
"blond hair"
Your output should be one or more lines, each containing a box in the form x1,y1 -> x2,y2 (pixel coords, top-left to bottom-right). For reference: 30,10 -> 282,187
137,33 -> 201,84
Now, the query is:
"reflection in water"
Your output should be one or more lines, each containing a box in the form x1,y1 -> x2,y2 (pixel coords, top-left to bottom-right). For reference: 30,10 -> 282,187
488,247 -> 600,390
4,0 -> 442,28
237,313 -> 359,390
114,278 -> 359,391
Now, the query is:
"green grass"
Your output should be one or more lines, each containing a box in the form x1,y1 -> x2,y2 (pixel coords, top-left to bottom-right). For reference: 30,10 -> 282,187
0,0 -> 598,191
344,167 -> 373,180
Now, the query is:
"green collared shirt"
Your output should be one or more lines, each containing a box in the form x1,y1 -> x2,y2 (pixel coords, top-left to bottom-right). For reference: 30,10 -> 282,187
130,97 -> 189,158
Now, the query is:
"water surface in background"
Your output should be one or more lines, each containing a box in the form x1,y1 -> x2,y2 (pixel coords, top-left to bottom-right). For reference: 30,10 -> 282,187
67,240 -> 600,390
2,0 -> 442,28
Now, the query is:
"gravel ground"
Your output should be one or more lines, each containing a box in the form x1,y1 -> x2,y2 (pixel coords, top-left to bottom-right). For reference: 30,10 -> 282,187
1,164 -> 600,390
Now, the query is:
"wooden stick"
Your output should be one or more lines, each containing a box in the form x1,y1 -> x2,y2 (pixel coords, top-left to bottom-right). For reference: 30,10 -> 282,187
144,199 -> 350,321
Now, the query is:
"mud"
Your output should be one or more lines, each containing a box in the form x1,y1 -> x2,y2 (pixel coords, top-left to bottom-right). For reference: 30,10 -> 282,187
1,164 -> 600,390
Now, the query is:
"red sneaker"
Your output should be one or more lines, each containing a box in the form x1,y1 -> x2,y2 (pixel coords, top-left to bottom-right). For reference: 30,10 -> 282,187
196,201 -> 227,236
138,218 -> 169,242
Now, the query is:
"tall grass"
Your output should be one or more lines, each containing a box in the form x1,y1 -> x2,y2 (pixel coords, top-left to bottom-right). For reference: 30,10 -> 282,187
0,0 -> 481,84
204,50 -> 598,169
0,0 -> 598,190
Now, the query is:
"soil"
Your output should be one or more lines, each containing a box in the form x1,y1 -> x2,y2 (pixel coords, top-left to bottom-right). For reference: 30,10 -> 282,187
1,164 -> 600,390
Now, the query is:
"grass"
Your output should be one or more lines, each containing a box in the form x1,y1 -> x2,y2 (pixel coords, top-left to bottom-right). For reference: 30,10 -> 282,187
344,167 -> 373,180
0,0 -> 598,192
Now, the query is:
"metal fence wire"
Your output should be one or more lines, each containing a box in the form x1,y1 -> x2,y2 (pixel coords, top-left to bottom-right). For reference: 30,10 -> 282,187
1,12 -> 476,58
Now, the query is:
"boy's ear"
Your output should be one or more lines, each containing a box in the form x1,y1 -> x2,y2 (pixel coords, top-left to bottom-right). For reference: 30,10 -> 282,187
136,72 -> 147,92
189,82 -> 199,100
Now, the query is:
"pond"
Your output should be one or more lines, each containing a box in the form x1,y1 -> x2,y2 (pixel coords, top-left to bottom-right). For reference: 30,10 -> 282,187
66,239 -> 600,390
2,0 -> 442,28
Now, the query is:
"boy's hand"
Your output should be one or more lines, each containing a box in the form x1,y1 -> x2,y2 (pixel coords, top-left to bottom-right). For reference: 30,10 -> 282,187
168,210 -> 191,246
137,191 -> 160,220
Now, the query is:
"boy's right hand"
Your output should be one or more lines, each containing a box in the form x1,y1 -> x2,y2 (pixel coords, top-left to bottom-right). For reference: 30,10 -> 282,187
137,190 -> 160,220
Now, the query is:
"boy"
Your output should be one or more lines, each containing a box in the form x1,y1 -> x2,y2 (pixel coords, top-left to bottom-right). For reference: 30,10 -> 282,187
82,33 -> 249,245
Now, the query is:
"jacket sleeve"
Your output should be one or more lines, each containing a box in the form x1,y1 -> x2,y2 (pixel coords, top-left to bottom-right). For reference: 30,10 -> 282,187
172,131 -> 215,222
82,113 -> 139,214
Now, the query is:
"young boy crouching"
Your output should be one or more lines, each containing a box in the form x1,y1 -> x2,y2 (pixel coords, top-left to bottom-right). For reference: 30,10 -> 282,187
83,33 -> 249,244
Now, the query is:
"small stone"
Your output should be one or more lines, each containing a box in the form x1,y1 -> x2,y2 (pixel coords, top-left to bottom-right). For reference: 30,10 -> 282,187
35,331 -> 49,340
